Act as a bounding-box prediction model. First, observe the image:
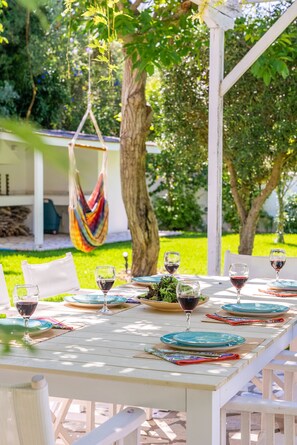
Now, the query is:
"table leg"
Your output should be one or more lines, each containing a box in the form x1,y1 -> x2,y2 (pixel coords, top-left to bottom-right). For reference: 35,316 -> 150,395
187,389 -> 220,445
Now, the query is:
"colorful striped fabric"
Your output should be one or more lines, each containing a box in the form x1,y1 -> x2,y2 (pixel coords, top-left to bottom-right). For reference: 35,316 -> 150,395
68,146 -> 109,253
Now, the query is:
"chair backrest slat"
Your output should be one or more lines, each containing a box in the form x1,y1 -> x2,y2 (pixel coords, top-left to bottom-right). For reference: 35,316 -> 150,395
22,253 -> 80,299
223,250 -> 297,279
0,375 -> 55,445
0,264 -> 11,308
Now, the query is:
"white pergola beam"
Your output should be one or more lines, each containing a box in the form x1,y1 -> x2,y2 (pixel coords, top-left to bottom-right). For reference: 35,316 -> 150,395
221,0 -> 297,96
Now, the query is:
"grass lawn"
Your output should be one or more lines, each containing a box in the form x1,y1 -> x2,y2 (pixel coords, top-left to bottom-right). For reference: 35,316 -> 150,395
0,232 -> 296,300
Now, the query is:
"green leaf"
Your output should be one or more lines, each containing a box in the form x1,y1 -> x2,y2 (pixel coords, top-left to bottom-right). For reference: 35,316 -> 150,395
0,119 -> 68,172
146,64 -> 155,76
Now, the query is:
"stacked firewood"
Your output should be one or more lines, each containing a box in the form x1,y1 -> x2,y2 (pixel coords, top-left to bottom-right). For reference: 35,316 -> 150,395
0,206 -> 31,237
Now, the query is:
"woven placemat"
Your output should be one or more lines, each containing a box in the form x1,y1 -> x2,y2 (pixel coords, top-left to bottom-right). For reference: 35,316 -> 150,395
136,337 -> 264,364
201,309 -> 297,326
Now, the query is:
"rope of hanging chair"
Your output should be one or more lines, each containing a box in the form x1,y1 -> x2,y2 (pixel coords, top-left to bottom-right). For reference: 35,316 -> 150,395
68,50 -> 109,252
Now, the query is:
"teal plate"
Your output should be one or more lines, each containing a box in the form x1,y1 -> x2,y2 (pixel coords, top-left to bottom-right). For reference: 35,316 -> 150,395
222,303 -> 289,316
0,318 -> 52,336
160,332 -> 245,352
65,295 -> 126,308
268,280 -> 297,291
173,331 -> 245,347
71,295 -> 126,304
132,275 -> 164,285
132,274 -> 200,285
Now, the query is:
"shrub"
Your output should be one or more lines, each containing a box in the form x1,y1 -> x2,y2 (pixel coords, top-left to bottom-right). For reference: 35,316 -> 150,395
284,194 -> 297,233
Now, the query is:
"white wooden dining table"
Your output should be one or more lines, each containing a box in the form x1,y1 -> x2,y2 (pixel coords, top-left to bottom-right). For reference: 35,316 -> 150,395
0,276 -> 297,445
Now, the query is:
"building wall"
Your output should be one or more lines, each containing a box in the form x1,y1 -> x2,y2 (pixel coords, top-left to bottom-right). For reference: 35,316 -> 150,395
0,139 -> 128,234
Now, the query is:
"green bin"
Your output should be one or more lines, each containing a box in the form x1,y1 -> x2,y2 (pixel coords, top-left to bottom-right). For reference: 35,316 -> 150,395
43,199 -> 61,234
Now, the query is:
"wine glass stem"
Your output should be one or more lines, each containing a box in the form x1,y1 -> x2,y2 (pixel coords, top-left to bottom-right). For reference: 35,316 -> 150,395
186,312 -> 191,331
236,290 -> 241,304
103,291 -> 108,312
23,317 -> 30,342
276,271 -> 279,281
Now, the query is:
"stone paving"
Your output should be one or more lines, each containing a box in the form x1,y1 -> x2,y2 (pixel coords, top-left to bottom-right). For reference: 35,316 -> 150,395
0,230 -> 179,251
58,375 -> 284,445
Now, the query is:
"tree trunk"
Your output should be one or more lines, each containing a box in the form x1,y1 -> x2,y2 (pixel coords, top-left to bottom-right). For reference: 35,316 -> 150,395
120,54 -> 160,276
238,212 -> 260,255
226,154 -> 287,255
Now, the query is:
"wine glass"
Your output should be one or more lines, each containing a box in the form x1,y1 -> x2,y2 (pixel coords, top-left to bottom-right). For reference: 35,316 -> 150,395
13,284 -> 39,344
95,266 -> 116,314
229,263 -> 249,304
270,248 -> 286,281
164,251 -> 180,275
176,279 -> 201,331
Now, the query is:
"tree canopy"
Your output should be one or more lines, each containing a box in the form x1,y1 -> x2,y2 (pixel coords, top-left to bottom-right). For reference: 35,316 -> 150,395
149,2 -> 296,253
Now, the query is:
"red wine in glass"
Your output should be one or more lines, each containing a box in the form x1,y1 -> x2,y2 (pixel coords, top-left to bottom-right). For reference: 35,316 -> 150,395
13,284 -> 39,344
177,295 -> 200,312
16,301 -> 38,318
270,260 -> 286,272
270,249 -> 286,281
230,276 -> 248,291
97,279 -> 115,293
164,251 -> 180,275
95,266 -> 116,314
176,279 -> 200,331
229,263 -> 249,304
165,263 -> 179,274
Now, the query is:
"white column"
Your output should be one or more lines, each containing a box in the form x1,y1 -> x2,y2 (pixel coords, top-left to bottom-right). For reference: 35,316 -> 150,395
34,149 -> 44,248
207,27 -> 224,275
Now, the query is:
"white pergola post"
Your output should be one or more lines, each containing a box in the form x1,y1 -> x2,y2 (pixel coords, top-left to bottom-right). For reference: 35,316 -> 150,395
33,149 -> 44,248
207,27 -> 225,275
191,0 -> 297,275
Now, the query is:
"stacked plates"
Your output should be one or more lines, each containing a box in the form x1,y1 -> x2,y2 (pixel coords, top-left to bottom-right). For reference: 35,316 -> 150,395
132,274 -> 200,286
160,331 -> 245,351
0,318 -> 52,336
222,302 -> 289,317
267,280 -> 297,291
64,295 -> 126,308
132,275 -> 162,286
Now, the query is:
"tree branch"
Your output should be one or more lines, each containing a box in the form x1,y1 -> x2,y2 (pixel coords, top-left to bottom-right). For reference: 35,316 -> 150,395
153,1 -> 193,21
130,0 -> 144,13
25,9 -> 37,121
249,152 -> 289,220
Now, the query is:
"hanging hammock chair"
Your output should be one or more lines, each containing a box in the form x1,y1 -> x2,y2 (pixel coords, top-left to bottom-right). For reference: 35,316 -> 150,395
68,103 -> 109,253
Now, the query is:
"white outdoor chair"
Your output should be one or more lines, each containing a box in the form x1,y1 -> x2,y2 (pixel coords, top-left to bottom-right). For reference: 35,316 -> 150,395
0,264 -> 11,309
21,253 -> 153,430
222,350 -> 297,445
21,252 -> 96,299
21,253 -> 101,442
0,374 -> 145,445
223,250 -> 297,280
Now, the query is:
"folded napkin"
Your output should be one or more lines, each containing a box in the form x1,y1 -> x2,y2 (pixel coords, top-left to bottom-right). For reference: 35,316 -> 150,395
206,313 -> 285,326
125,298 -> 141,304
144,347 -> 239,365
258,289 -> 297,298
35,317 -> 74,330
